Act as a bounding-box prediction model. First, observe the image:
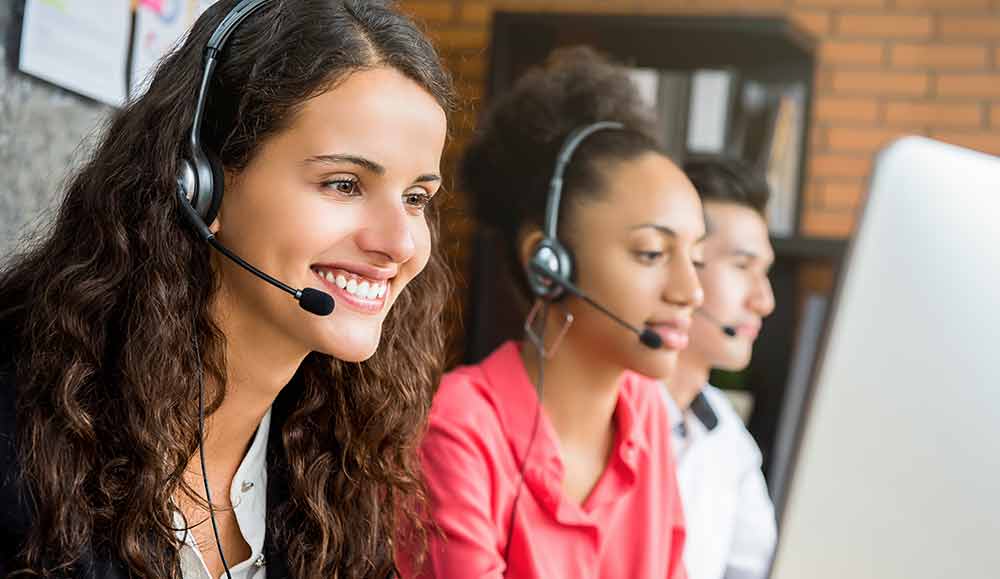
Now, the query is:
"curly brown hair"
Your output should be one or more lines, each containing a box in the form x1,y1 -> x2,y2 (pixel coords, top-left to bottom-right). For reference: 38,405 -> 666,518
0,1 -> 454,577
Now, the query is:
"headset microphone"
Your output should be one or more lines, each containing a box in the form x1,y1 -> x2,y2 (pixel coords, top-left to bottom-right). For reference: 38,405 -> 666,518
528,261 -> 662,349
177,188 -> 335,317
695,309 -> 737,337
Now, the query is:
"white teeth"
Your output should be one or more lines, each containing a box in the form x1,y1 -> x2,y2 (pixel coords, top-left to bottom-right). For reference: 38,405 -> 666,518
317,269 -> 388,300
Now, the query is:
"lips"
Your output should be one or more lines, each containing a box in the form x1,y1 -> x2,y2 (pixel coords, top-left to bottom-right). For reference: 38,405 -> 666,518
645,318 -> 691,351
735,323 -> 762,339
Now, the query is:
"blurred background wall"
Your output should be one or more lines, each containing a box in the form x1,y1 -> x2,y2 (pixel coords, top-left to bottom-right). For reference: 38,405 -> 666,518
398,0 -> 1000,247
0,2 -> 109,256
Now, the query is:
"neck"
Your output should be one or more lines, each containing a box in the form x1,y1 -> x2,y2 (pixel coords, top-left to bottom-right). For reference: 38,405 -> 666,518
193,284 -> 308,483
669,354 -> 710,412
520,316 -> 624,451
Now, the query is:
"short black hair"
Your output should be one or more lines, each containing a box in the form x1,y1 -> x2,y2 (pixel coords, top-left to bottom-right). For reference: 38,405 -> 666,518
682,156 -> 770,217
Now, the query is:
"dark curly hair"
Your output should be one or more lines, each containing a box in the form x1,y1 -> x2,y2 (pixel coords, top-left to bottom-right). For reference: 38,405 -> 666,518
0,0 -> 454,577
460,46 -> 662,296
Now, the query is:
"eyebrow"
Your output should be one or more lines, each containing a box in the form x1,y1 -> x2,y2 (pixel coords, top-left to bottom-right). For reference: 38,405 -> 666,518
304,154 -> 441,185
731,249 -> 759,259
730,248 -> 776,266
305,154 -> 385,175
631,223 -> 708,243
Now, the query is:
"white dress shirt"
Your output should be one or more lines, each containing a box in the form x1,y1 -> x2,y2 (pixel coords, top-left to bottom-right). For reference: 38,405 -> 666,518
662,385 -> 777,579
174,408 -> 271,579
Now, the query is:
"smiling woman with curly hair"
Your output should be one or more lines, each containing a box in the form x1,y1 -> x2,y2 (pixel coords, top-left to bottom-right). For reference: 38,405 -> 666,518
0,1 -> 454,578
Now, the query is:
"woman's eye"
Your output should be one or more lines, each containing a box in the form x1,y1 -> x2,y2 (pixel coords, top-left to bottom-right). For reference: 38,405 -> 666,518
635,250 -> 664,263
404,190 -> 433,210
322,178 -> 359,196
693,259 -> 706,269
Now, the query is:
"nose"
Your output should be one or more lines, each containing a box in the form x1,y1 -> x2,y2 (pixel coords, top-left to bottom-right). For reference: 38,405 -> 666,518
663,254 -> 704,309
748,274 -> 776,317
355,195 -> 416,264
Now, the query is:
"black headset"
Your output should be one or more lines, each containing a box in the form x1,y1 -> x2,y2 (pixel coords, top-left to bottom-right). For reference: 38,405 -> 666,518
175,0 -> 334,317
525,121 -> 625,300
176,0 -> 273,239
177,3 -> 276,579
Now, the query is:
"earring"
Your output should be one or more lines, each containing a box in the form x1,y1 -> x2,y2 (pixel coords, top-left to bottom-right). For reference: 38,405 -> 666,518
523,299 -> 574,359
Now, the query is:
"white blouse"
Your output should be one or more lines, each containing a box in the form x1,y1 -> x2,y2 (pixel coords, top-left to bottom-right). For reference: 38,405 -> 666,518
662,385 -> 777,579
175,408 -> 271,579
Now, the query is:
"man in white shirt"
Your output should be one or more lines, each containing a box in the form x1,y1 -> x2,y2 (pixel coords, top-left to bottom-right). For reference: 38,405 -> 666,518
664,157 -> 777,579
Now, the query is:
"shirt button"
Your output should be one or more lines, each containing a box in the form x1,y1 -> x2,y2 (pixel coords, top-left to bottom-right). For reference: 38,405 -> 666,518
241,481 -> 255,493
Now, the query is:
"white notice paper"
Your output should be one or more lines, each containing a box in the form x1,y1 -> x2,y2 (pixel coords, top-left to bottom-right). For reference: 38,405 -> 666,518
19,0 -> 132,106
130,0 -> 220,100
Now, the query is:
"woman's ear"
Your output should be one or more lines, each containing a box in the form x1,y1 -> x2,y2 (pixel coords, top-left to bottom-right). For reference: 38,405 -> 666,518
210,169 -> 240,235
208,214 -> 222,235
518,226 -> 546,274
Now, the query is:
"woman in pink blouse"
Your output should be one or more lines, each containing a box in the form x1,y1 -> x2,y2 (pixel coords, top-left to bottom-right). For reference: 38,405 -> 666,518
401,48 -> 706,578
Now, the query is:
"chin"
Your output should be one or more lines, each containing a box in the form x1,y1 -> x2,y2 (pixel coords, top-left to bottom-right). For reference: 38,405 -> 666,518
628,350 -> 679,380
311,328 -> 381,362
714,347 -> 753,372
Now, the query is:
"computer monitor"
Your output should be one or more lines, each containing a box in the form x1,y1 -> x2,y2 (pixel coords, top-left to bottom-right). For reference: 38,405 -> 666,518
769,137 -> 1000,579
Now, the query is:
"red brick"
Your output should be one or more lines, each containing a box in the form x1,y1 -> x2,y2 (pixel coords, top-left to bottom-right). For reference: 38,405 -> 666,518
497,0 -> 640,13
456,80 -> 484,102
793,0 -> 885,6
449,55 -> 486,83
811,126 -> 828,150
686,0 -> 788,9
814,96 -> 880,123
940,17 -> 1000,39
891,44 -> 988,70
817,181 -> 865,209
428,27 -> 489,51
401,0 -> 454,23
810,154 -> 873,178
931,132 -> 1000,156
801,209 -> 858,238
895,0 -> 989,7
836,13 -> 932,39
820,41 -> 884,66
459,2 -> 490,24
790,10 -> 832,37
991,104 -> 1000,128
936,74 -> 1000,98
994,47 -> 1000,66
827,127 -> 913,153
884,102 -> 983,128
830,71 -> 929,96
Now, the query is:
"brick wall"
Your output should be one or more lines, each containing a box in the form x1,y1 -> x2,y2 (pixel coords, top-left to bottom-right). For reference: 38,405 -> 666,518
399,0 -> 1000,240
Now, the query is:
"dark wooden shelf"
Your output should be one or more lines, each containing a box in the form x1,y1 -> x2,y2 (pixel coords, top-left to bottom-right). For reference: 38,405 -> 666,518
488,12 -> 817,100
772,236 -> 848,260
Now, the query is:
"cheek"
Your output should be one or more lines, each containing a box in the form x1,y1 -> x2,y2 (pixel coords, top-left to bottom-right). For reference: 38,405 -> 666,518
291,202 -> 362,256
403,219 -> 434,279
700,269 -> 743,314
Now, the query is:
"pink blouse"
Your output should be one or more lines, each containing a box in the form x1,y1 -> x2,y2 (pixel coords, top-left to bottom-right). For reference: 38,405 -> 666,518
401,341 -> 688,579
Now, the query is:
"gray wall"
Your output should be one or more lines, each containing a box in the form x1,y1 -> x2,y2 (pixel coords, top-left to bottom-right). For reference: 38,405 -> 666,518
0,1 -> 111,257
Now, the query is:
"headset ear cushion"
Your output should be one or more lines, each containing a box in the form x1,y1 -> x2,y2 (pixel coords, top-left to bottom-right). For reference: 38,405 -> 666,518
527,238 -> 574,301
203,151 -> 225,226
